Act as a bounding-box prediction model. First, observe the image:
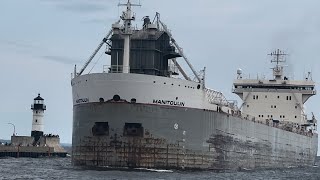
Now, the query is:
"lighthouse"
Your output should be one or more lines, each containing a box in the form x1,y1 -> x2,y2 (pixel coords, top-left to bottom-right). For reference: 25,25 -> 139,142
30,93 -> 46,141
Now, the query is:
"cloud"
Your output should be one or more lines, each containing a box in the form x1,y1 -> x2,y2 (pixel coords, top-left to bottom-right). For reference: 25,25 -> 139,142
43,0 -> 111,14
57,3 -> 107,13
81,17 -> 115,24
0,39 -> 37,50
41,55 -> 81,65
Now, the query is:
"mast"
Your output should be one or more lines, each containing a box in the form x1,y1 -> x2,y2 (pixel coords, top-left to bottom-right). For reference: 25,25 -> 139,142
118,0 -> 141,73
268,49 -> 287,80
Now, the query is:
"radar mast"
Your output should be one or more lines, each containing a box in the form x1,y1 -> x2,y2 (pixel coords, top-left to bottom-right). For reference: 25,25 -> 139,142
268,49 -> 287,80
118,0 -> 141,73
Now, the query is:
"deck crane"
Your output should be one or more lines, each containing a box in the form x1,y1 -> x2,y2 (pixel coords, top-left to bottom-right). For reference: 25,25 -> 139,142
156,13 -> 202,83
77,20 -> 120,76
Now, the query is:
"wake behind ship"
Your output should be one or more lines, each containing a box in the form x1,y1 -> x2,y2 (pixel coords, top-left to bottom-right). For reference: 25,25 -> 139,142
71,1 -> 317,170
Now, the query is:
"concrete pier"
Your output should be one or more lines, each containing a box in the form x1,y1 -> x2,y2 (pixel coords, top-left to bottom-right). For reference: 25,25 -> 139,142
0,136 -> 67,158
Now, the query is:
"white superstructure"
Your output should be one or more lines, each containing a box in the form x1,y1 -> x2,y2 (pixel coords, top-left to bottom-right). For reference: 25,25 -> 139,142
233,49 -> 316,125
72,0 -> 233,113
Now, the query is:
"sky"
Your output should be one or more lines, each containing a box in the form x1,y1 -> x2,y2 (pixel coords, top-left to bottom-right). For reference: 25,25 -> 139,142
0,0 -> 319,145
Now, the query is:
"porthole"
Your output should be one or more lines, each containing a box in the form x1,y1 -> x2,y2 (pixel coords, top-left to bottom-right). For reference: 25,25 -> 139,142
197,84 -> 201,89
153,81 -> 156,83
35,119 -> 38,123
171,83 -> 174,85
164,82 -> 166,84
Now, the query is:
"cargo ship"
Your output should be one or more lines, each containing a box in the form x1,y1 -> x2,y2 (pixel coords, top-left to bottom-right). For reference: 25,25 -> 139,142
71,1 -> 317,170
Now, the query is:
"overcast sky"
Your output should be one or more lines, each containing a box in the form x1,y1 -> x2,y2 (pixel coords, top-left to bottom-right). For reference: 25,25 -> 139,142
0,0 -> 319,145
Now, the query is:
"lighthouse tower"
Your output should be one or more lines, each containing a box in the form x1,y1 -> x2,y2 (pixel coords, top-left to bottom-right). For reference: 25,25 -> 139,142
30,93 -> 46,141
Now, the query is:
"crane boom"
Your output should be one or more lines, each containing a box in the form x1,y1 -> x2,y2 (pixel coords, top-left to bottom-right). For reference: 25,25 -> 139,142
172,59 -> 190,81
77,20 -> 120,76
158,19 -> 201,83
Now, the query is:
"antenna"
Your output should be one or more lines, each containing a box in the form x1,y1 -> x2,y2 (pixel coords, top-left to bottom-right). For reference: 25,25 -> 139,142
268,49 -> 287,65
268,49 -> 288,80
118,0 -> 141,73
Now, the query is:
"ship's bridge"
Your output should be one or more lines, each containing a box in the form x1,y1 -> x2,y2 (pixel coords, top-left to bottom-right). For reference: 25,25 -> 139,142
233,77 -> 316,124
233,79 -> 316,103
232,49 -> 316,125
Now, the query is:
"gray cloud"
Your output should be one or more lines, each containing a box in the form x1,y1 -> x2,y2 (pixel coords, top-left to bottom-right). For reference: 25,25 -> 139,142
57,3 -> 107,13
42,0 -> 111,14
81,17 -> 115,24
41,55 -> 81,65
0,39 -> 37,50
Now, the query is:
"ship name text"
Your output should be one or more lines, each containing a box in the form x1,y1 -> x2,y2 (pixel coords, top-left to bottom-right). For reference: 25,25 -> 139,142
152,99 -> 185,107
76,98 -> 89,104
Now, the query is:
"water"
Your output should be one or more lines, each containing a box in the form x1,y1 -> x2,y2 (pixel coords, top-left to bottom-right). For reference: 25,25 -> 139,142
0,157 -> 319,180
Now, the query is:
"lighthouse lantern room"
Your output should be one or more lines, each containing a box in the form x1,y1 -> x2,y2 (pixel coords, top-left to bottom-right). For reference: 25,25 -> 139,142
30,93 -> 46,141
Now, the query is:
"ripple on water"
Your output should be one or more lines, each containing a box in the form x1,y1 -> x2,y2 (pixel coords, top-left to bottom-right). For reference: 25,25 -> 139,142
0,157 -> 320,180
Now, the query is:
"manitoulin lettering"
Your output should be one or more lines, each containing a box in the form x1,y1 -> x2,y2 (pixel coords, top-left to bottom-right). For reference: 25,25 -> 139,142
76,98 -> 89,104
152,99 -> 185,107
